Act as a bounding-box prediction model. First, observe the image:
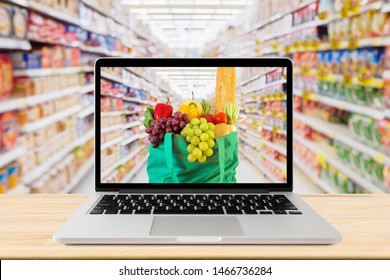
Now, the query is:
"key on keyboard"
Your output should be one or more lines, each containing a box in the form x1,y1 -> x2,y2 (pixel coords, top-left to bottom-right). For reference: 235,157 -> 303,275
89,194 -> 300,215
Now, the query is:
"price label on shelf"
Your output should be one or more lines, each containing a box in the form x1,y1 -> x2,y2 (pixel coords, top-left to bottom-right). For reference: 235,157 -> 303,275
259,140 -> 265,147
337,102 -> 345,110
17,98 -> 27,108
373,154 -> 385,164
309,94 -> 318,101
259,152 -> 265,159
327,130 -> 336,138
372,38 -> 383,47
315,151 -> 327,168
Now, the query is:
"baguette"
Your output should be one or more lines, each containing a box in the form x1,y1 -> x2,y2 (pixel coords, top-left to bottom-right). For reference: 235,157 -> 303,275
215,67 -> 236,113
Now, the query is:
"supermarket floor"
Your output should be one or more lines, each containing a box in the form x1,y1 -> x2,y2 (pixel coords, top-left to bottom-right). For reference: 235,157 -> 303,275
73,154 -> 321,194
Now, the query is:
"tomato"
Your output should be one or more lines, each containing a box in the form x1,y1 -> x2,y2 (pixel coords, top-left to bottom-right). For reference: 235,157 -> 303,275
201,114 -> 214,123
213,112 -> 228,124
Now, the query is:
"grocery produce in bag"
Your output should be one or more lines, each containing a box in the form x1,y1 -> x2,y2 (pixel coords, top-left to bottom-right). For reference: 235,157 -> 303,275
143,67 -> 241,183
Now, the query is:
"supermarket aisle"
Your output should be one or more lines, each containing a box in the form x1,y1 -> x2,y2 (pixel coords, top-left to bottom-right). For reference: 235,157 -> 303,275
236,155 -> 270,183
130,162 -> 148,183
3,0 -> 390,195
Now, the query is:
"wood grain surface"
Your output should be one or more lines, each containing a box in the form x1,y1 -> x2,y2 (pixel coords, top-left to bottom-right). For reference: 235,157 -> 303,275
0,194 -> 389,259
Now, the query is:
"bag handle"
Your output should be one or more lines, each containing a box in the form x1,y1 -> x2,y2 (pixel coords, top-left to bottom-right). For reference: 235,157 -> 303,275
164,133 -> 179,183
216,137 -> 225,183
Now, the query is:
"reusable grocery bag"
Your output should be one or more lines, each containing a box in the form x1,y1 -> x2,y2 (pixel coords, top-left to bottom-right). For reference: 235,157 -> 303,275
147,132 -> 239,183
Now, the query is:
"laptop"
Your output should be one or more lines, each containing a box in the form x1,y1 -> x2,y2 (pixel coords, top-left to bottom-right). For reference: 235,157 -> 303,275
54,58 -> 341,244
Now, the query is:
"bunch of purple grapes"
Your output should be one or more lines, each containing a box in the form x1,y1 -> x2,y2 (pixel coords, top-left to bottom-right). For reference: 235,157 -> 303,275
145,112 -> 189,148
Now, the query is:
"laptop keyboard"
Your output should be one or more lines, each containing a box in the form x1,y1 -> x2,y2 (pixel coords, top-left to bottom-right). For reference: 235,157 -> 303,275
89,194 -> 301,215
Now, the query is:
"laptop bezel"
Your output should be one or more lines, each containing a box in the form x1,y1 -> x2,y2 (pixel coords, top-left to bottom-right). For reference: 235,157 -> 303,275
94,58 -> 293,193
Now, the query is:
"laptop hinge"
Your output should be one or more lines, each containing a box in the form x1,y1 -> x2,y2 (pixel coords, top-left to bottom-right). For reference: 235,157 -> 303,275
118,189 -> 133,193
254,189 -> 270,193
118,189 -> 271,194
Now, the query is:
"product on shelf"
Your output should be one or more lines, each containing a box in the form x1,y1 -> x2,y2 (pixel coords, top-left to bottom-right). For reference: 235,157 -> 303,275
294,139 -> 371,193
101,129 -> 121,143
100,78 -> 123,96
259,128 -> 287,146
123,122 -> 143,138
101,114 -> 121,129
384,165 -> 390,191
262,145 -> 287,163
0,167 -> 6,194
0,161 -> 19,194
31,138 -> 94,194
9,46 -> 81,69
101,144 -> 120,173
13,73 -> 80,98
261,157 -> 285,182
18,115 -> 78,177
104,147 -> 148,184
18,94 -> 80,125
295,117 -> 388,191
0,111 -> 19,152
31,0 -> 79,18
321,162 -> 356,193
318,0 -> 333,20
77,113 -> 94,135
28,12 -> 83,45
297,98 -> 349,124
0,3 -> 27,39
292,1 -> 318,26
0,3 -> 12,37
349,113 -> 385,151
7,161 -> 18,189
293,140 -> 320,176
266,67 -> 285,83
0,55 -> 14,101
341,146 -> 384,190
80,52 -> 100,67
101,96 -> 123,112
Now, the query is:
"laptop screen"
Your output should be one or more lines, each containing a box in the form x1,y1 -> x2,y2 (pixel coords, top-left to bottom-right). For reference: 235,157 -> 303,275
98,64 -> 288,185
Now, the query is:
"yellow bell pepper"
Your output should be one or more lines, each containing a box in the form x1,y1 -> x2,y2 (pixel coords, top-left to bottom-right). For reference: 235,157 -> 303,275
179,102 -> 198,120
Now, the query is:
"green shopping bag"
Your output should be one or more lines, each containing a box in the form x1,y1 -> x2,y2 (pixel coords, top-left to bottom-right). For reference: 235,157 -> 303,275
147,132 -> 239,183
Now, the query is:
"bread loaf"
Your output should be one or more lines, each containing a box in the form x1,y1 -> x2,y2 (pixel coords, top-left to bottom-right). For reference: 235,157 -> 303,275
214,67 -> 236,113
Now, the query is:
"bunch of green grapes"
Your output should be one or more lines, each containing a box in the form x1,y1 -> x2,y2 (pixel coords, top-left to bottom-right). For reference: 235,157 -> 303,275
180,117 -> 215,163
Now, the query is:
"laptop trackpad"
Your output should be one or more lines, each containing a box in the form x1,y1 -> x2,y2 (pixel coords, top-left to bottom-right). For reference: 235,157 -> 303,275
150,216 -> 244,236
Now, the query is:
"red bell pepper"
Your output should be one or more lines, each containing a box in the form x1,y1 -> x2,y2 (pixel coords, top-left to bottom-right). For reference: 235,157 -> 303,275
154,98 -> 173,119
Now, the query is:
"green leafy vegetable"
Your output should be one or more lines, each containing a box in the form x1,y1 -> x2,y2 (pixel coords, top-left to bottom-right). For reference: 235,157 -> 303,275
143,118 -> 153,128
201,99 -> 212,115
144,107 -> 154,128
224,104 -> 240,124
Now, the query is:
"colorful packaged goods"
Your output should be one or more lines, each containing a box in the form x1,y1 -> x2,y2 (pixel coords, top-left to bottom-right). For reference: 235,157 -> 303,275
266,68 -> 284,83
0,162 -> 19,194
0,111 -> 19,152
0,3 -> 27,39
8,46 -> 80,69
7,162 -> 18,190
0,55 -> 14,101
0,167 -> 6,193
0,3 -> 12,37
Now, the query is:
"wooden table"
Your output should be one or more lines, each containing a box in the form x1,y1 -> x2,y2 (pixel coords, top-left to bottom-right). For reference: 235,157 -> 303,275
0,194 -> 389,259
